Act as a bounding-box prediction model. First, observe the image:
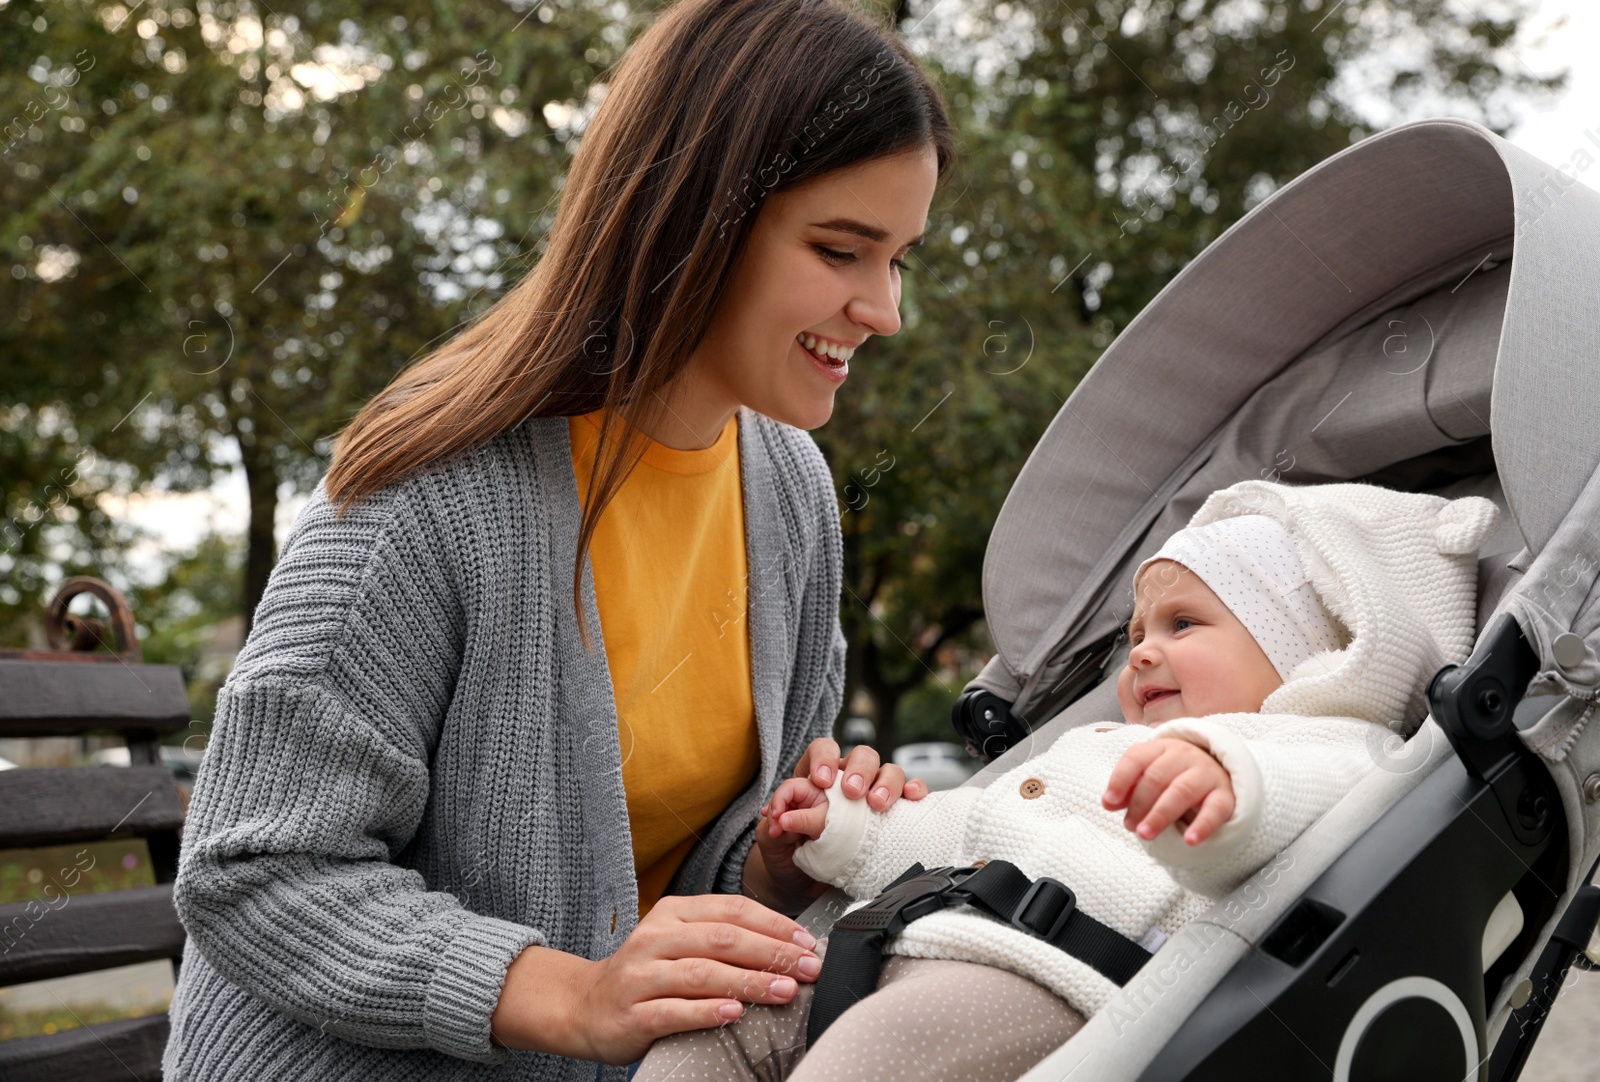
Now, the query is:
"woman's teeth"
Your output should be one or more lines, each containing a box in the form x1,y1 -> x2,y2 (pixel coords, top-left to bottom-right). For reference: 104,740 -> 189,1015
798,333 -> 853,365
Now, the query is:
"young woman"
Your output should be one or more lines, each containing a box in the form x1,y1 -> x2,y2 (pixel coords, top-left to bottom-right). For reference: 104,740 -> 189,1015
163,1 -> 957,1079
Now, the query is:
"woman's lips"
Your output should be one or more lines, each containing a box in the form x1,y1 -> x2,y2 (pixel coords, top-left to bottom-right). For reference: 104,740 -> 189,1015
799,338 -> 848,383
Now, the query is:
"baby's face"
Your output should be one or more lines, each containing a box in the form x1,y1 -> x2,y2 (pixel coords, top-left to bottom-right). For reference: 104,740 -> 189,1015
1116,560 -> 1284,726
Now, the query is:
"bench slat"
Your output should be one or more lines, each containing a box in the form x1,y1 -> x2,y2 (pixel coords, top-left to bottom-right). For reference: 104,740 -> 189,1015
0,660 -> 190,737
0,1013 -> 168,1081
0,766 -> 185,849
0,883 -> 184,985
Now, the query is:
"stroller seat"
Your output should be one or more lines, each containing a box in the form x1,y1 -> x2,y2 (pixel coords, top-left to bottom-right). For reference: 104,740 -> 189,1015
798,118 -> 1600,1082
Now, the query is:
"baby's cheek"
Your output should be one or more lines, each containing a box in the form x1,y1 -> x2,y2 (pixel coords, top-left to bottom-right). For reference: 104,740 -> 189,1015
1115,669 -> 1139,722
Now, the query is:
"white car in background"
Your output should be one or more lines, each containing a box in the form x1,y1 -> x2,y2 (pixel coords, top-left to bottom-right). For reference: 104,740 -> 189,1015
892,741 -> 978,792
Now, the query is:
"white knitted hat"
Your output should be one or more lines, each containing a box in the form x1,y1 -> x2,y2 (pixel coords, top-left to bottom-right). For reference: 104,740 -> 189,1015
1135,515 -> 1346,682
1174,480 -> 1501,728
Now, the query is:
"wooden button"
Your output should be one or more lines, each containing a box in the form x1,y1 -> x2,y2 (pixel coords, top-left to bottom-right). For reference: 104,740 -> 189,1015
1019,777 -> 1045,799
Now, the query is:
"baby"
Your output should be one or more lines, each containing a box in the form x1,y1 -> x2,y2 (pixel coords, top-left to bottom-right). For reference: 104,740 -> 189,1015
635,480 -> 1499,1082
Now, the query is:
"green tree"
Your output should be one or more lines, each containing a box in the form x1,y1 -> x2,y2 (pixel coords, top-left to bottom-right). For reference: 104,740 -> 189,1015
0,0 -> 1565,758
1,0 -> 615,637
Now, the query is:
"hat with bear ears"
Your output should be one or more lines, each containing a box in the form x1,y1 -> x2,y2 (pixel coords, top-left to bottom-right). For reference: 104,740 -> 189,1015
1140,480 -> 1501,729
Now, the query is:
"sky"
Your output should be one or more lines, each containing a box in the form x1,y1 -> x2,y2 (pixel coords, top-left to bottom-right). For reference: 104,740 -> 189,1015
106,0 -> 1600,577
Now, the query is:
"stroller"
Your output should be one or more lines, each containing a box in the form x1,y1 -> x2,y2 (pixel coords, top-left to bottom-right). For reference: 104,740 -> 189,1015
800,117 -> 1600,1081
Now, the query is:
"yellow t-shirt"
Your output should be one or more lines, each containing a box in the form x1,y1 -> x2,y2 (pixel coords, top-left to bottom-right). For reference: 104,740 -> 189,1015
568,408 -> 762,917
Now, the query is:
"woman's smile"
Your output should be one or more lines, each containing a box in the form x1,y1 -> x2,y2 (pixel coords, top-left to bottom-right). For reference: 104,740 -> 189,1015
797,334 -> 850,383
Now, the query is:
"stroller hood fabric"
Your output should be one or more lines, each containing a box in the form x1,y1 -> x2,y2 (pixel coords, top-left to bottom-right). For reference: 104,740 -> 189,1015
1189,479 -> 1500,732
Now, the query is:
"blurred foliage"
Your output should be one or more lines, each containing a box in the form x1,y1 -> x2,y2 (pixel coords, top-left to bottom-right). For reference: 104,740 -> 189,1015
0,998 -> 168,1042
0,837 -> 154,905
0,0 -> 1564,749
125,530 -> 243,723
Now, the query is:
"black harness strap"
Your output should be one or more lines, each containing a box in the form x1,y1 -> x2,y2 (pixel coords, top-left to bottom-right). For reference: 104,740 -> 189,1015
806,860 -> 1153,1047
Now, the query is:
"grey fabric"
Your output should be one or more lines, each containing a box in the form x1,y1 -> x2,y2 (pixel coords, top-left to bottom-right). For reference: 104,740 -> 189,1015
163,409 -> 847,1081
973,118 -> 1600,725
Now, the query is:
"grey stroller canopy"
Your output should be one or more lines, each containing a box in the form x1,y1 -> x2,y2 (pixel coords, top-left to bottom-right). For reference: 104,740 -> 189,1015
812,117 -> 1600,1082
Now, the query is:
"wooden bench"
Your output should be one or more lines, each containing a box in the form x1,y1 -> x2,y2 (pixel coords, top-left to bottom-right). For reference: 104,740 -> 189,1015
0,577 -> 192,1081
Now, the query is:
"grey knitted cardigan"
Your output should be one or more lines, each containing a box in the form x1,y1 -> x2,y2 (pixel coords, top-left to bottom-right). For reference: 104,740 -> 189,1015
163,408 -> 846,1080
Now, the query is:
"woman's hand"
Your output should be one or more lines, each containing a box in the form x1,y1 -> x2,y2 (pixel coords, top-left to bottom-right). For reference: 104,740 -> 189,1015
792,736 -> 928,812
490,894 -> 822,1065
1102,738 -> 1236,846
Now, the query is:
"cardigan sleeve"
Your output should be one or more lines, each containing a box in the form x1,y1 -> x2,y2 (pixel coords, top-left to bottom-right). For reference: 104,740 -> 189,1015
172,482 -> 543,1064
793,774 -> 984,901
1140,712 -> 1377,898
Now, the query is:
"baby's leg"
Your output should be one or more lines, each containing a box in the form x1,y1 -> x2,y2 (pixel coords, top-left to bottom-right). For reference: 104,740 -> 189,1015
632,942 -> 1086,1082
788,955 -> 1086,1082
632,958 -> 817,1082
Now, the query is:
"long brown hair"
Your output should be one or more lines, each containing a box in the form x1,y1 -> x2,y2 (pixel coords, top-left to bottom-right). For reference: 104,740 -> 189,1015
325,0 -> 957,646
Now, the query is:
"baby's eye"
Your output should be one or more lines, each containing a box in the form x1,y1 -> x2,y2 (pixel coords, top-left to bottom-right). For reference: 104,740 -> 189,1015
1172,617 -> 1194,632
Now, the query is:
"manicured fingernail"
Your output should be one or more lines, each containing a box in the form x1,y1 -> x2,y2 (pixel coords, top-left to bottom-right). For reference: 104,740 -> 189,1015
793,928 -> 817,950
770,976 -> 797,998
719,1002 -> 743,1020
871,786 -> 889,803
817,765 -> 833,783
797,954 -> 821,978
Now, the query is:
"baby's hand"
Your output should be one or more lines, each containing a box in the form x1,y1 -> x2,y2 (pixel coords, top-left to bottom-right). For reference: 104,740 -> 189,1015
1102,738 -> 1235,846
762,777 -> 830,842
752,777 -> 832,901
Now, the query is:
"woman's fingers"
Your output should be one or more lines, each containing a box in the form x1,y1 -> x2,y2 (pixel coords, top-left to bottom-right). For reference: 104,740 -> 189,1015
628,897 -> 820,1008
865,763 -> 907,810
646,915 -> 825,998
796,737 -> 842,788
840,744 -> 881,799
653,893 -> 817,952
633,997 -> 746,1041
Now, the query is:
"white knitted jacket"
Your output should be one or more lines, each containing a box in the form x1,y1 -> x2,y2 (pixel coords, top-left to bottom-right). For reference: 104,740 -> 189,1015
795,480 -> 1500,1018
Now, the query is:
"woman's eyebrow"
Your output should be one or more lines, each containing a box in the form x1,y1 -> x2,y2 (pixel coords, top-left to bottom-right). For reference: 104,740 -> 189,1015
810,217 -> 926,247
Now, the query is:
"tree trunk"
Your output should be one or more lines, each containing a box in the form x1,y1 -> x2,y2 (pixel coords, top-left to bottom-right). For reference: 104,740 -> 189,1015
239,446 -> 279,641
864,681 -> 905,754
859,635 -> 914,754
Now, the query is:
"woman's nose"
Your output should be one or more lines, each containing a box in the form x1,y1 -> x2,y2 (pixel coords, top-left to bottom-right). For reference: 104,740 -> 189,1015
847,267 -> 903,338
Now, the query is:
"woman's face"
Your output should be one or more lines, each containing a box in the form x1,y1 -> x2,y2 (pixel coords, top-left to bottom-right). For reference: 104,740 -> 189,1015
1115,560 -> 1285,726
668,145 -> 939,439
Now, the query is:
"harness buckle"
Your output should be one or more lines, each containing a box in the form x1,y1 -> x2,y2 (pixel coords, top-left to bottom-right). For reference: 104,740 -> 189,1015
1010,876 -> 1077,941
833,864 -> 985,936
